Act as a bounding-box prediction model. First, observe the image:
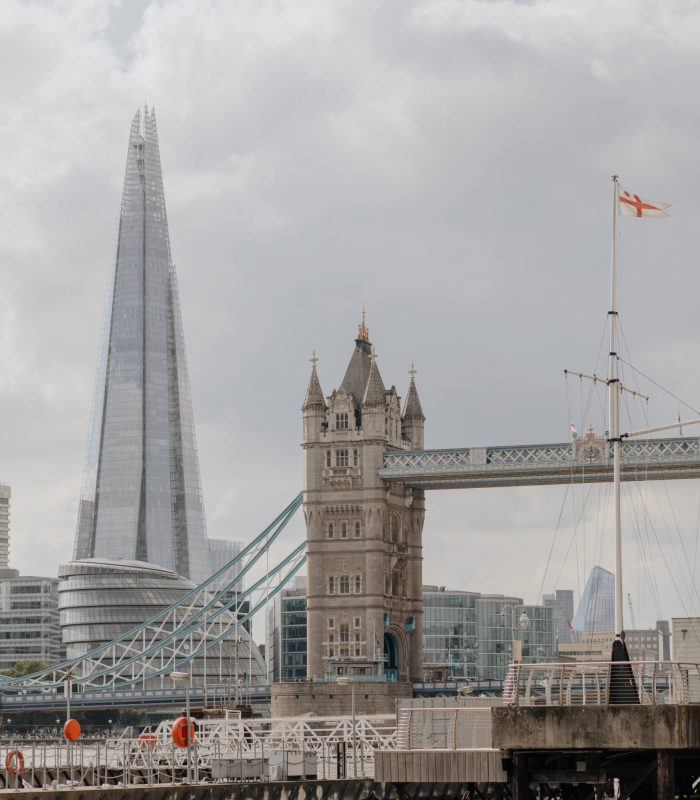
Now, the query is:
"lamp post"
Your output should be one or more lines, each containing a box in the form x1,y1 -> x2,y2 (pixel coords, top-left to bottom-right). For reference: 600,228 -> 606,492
170,671 -> 192,782
336,677 -> 357,778
501,605 -> 529,664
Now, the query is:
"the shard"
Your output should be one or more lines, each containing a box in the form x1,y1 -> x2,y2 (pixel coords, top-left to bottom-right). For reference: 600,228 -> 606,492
74,107 -> 210,585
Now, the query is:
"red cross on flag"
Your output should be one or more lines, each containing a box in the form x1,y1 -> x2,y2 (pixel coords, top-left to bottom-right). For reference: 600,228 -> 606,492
618,186 -> 670,218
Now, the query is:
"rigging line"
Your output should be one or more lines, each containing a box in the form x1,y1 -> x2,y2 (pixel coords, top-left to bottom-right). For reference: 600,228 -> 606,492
537,483 -> 570,604
626,478 -> 664,619
552,481 -> 596,592
661,478 -> 700,610
637,482 -> 696,620
617,354 -> 700,416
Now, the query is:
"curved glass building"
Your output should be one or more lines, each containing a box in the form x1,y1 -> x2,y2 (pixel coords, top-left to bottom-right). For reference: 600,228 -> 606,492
59,559 -> 265,688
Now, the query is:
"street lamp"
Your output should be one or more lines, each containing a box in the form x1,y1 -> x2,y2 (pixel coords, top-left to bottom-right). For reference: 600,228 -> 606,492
336,676 -> 357,778
501,606 -> 529,663
170,670 -> 192,782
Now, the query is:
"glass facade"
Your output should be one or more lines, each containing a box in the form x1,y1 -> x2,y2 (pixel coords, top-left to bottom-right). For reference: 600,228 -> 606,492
58,558 -> 265,688
423,586 -> 478,680
266,577 -> 307,682
74,108 -> 209,584
571,565 -> 615,634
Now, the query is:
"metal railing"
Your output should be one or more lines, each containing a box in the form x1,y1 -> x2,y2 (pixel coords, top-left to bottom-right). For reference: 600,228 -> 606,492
0,711 -> 397,789
503,661 -> 700,706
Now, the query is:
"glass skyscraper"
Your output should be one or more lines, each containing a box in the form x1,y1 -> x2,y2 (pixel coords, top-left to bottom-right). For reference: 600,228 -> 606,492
571,565 -> 615,634
73,108 -> 210,584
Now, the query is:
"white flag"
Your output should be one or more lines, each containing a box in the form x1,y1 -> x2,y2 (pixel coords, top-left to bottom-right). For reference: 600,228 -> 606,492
618,186 -> 670,218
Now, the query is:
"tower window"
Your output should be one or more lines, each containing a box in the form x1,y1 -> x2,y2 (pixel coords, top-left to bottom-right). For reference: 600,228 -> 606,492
355,575 -> 362,594
354,617 -> 361,628
340,575 -> 350,594
336,413 -> 349,430
341,522 -> 348,539
353,449 -> 359,467
340,624 -> 350,643
328,617 -> 335,629
328,576 -> 336,594
327,523 -> 334,539
336,449 -> 349,467
326,451 -> 332,467
354,522 -> 361,538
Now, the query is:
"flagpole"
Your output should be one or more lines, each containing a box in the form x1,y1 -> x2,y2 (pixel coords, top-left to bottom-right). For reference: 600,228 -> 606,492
609,174 -> 624,636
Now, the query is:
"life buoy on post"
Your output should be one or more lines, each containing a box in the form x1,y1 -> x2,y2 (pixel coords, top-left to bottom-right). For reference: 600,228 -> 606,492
63,718 -> 81,741
138,733 -> 158,750
171,716 -> 195,748
5,750 -> 24,776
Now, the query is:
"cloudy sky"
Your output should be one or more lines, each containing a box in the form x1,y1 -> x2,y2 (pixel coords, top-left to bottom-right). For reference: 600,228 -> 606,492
2,0 -> 700,638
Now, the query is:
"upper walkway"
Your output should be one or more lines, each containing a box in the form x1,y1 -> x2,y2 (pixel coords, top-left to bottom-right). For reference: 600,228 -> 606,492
380,435 -> 700,489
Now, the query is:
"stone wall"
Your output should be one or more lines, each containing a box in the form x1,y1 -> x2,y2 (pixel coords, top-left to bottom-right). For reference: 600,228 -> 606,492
271,680 -> 411,717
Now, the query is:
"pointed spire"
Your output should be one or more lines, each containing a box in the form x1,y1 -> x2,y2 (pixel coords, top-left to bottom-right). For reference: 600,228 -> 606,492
357,308 -> 369,342
362,348 -> 386,407
303,351 -> 326,410
402,363 -> 425,421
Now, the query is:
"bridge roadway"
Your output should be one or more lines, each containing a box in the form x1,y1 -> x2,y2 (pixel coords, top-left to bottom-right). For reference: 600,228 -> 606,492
379,435 -> 700,489
0,681 -> 501,713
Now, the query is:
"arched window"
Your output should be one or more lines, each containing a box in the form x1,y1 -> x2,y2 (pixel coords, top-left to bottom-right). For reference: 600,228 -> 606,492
354,521 -> 361,538
328,523 -> 334,539
341,522 -> 348,539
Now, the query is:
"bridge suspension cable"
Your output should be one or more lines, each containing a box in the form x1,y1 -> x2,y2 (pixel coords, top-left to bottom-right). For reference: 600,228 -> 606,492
1,494 -> 304,692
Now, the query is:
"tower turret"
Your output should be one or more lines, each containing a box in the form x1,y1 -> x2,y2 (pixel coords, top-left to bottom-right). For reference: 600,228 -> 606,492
402,364 -> 425,449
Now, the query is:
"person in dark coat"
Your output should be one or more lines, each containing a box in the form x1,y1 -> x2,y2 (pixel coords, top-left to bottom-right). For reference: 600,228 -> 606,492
609,633 -> 639,704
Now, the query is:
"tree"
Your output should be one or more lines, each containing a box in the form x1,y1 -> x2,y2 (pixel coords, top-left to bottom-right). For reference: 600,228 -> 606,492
1,660 -> 49,677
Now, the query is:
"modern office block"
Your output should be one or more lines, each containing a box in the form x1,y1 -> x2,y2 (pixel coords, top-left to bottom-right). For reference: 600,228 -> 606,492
0,570 -> 63,671
423,586 -> 478,680
266,577 -> 307,683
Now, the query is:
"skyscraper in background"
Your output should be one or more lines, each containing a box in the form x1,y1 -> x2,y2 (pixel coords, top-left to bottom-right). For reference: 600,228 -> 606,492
0,485 -> 9,570
542,588 -> 574,644
73,108 -> 210,584
571,565 -> 615,634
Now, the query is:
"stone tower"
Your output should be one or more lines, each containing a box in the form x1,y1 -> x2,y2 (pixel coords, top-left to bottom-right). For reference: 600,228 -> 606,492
302,316 -> 426,682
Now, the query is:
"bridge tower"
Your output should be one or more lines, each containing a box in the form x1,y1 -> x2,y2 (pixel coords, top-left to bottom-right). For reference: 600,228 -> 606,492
302,316 -> 426,682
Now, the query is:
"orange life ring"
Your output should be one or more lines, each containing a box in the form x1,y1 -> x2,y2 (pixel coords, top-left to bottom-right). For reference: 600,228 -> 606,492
5,750 -> 24,776
63,718 -> 81,741
138,733 -> 158,750
171,716 -> 195,748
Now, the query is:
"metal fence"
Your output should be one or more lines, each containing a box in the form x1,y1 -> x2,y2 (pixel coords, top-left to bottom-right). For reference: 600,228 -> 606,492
503,661 -> 700,706
0,711 -> 397,789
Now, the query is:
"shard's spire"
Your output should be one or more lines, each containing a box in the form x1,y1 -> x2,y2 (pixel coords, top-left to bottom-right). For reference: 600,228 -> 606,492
402,363 -> 425,421
362,348 -> 386,407
303,351 -> 326,410
73,108 -> 210,584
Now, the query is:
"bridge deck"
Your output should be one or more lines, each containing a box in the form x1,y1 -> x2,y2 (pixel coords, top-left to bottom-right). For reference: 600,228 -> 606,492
380,436 -> 700,489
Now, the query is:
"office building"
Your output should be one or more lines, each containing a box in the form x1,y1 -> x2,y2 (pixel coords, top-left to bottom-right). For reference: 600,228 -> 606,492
477,595 -> 555,681
0,485 -> 9,571
73,107 -> 209,584
571,565 -> 615,634
423,586 -> 478,680
672,617 -> 700,662
59,558 -> 265,687
266,577 -> 307,683
542,589 -> 574,644
0,569 -> 63,672
625,628 -> 660,661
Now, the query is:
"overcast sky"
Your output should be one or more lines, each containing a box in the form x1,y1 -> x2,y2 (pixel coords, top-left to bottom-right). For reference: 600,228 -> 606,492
2,0 -> 700,638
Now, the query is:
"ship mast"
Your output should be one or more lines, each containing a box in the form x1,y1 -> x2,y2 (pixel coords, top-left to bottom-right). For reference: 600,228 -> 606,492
608,175 -> 624,636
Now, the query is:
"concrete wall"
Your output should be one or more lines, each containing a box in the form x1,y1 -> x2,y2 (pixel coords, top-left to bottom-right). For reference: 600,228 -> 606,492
271,679 -> 411,717
492,705 -> 700,750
